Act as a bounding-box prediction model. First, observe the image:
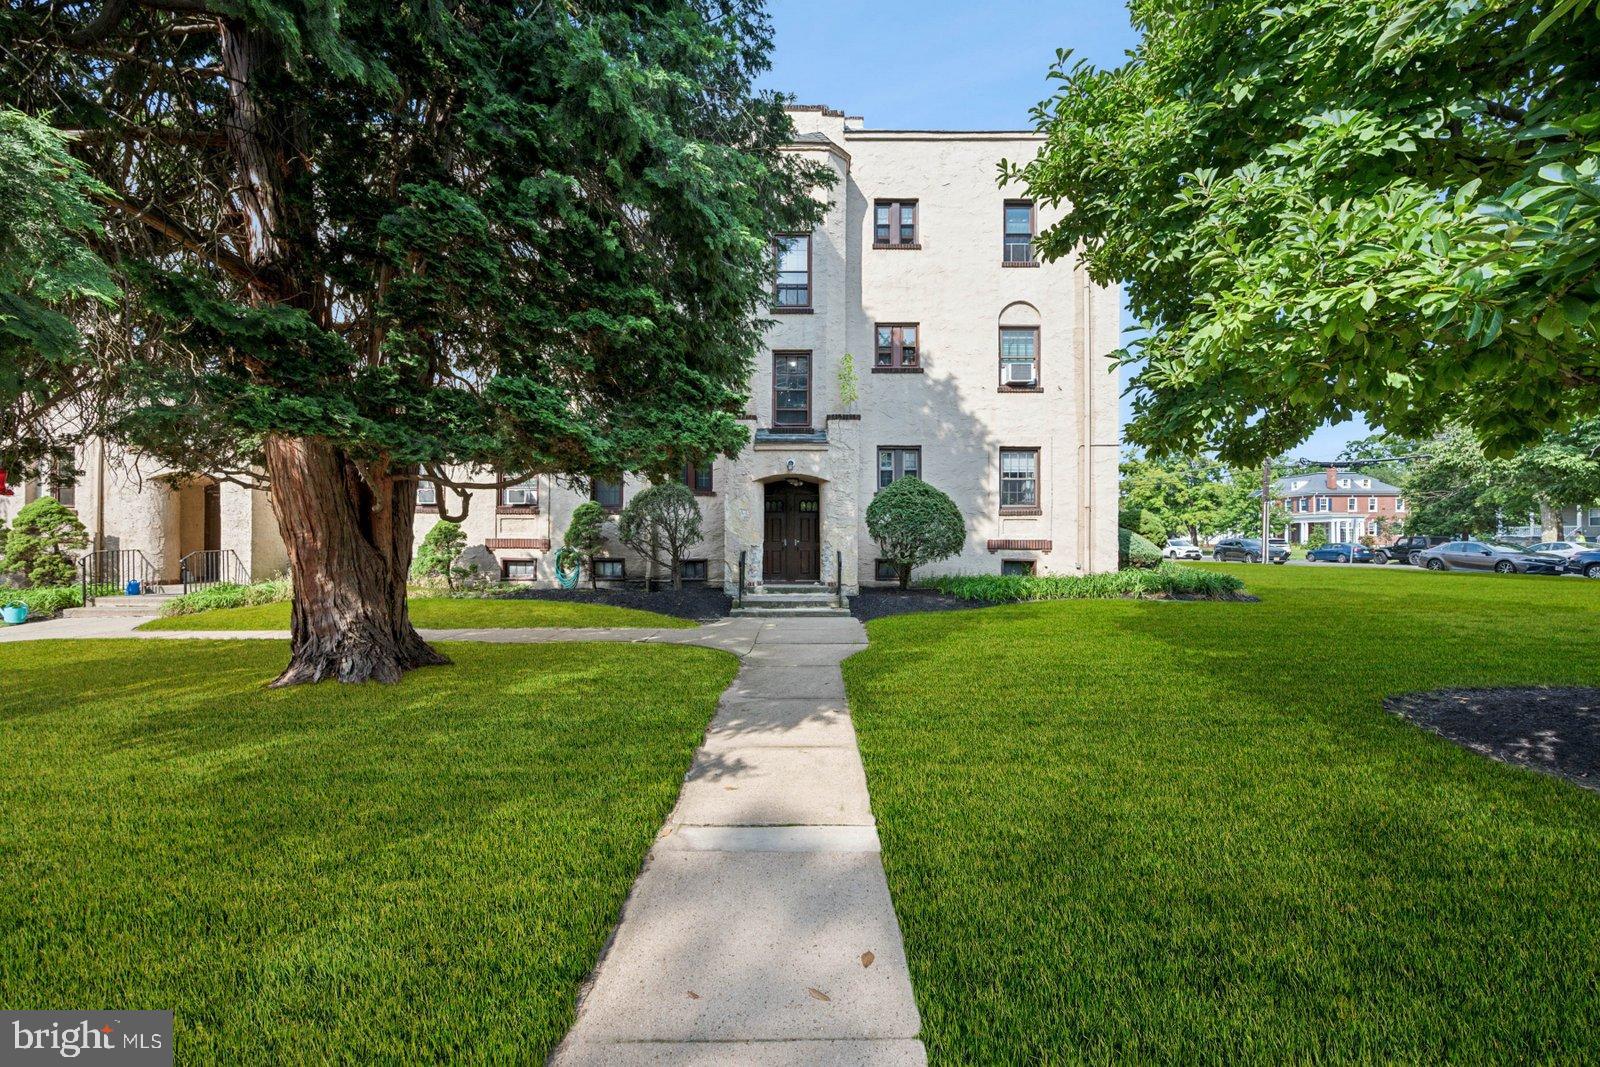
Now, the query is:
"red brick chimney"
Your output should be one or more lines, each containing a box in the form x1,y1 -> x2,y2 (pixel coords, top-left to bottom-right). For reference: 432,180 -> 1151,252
1324,466 -> 1339,489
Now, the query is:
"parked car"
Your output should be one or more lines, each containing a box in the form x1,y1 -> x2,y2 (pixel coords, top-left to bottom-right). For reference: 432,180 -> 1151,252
1561,549 -> 1600,578
1526,540 -> 1590,560
1163,537 -> 1203,560
1306,542 -> 1376,563
1416,540 -> 1564,574
1212,537 -> 1289,564
1373,534 -> 1451,565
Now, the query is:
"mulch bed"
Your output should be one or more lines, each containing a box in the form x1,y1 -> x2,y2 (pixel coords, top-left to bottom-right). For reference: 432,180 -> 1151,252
1384,687 -> 1600,792
490,585 -> 731,622
850,588 -> 1000,623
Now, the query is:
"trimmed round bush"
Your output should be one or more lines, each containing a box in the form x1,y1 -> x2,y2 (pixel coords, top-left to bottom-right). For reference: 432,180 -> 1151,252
866,478 -> 966,588
1119,527 -> 1162,569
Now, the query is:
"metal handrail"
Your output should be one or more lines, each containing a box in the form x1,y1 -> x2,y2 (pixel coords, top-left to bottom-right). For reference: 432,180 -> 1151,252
179,548 -> 249,594
77,548 -> 162,605
736,550 -> 746,609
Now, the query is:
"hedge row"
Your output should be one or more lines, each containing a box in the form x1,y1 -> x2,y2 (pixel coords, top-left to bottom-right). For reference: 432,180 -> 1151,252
920,562 -> 1247,604
157,578 -> 292,618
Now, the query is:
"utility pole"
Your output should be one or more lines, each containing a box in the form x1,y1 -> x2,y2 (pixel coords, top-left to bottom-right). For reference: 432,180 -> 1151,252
1260,458 -> 1272,563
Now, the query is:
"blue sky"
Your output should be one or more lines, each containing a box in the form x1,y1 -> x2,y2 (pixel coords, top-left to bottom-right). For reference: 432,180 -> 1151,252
754,0 -> 1369,461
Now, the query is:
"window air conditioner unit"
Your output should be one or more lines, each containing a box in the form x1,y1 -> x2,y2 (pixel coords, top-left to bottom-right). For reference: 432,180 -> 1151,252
1004,361 -> 1037,387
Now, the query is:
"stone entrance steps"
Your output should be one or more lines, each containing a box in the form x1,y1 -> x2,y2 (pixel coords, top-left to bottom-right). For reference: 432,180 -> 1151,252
63,594 -> 178,620
731,585 -> 851,618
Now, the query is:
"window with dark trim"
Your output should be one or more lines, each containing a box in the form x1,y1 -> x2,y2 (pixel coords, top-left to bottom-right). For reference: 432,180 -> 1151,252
875,323 -> 919,369
500,477 -> 539,511
1000,448 -> 1040,511
1003,201 -> 1036,264
773,234 -> 811,308
873,200 -> 918,246
501,559 -> 538,581
416,479 -> 438,507
773,352 -> 812,430
874,559 -> 898,582
877,447 -> 921,490
684,463 -> 714,494
999,327 -> 1039,388
591,478 -> 623,511
1001,559 -> 1036,576
50,462 -> 76,509
593,558 -> 625,580
679,559 -> 708,582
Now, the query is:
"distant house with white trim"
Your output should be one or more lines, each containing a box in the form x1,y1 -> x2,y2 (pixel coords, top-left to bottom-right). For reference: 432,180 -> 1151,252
1274,466 -> 1406,545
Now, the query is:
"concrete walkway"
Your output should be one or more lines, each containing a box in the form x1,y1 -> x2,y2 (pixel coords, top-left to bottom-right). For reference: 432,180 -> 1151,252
1,612 -> 926,1064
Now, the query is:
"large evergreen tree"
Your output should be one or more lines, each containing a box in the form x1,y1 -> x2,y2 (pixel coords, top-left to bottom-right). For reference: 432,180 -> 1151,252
2,0 -> 824,684
1014,0 -> 1600,463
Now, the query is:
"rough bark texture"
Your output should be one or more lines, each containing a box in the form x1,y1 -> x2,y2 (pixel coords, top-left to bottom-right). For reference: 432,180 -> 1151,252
264,435 -> 448,686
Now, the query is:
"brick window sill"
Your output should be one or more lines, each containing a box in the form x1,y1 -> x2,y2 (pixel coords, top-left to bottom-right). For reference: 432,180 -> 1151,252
692,490 -> 717,497
772,307 -> 814,315
1002,260 -> 1041,268
1000,507 -> 1043,517
998,386 -> 1044,394
872,366 -> 924,374
496,505 -> 540,515
872,242 -> 922,251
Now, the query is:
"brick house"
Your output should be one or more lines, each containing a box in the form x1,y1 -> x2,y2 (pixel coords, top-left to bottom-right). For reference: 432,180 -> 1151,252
1275,466 -> 1408,545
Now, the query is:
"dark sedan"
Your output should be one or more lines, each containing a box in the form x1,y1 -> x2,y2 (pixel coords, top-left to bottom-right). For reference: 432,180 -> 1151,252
1563,549 -> 1600,578
1212,537 -> 1290,564
1306,542 -> 1376,563
1416,540 -> 1565,574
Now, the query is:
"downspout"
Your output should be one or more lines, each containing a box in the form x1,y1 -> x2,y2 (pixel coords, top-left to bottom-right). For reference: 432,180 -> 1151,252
95,436 -> 106,549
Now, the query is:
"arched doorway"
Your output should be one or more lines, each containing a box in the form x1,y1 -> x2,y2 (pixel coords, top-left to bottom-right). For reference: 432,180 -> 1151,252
763,479 -> 820,582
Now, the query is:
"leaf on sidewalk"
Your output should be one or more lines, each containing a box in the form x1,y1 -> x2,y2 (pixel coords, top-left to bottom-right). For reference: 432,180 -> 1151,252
686,991 -> 699,1000
806,987 -> 831,1002
860,951 -> 875,968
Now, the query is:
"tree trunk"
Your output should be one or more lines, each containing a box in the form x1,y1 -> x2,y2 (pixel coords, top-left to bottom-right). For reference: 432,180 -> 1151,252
263,435 -> 448,686
898,563 -> 911,590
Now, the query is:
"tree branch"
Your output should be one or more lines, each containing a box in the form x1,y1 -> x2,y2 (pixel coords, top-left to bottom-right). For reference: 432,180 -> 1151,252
96,192 -> 257,283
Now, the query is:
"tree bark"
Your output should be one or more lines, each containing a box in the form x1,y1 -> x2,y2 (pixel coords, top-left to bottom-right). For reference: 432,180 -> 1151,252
898,563 -> 911,590
263,435 -> 448,686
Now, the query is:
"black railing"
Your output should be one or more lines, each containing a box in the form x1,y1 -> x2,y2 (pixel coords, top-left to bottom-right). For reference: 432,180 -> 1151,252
78,549 -> 162,605
180,549 -> 249,594
835,550 -> 844,608
737,550 -> 746,609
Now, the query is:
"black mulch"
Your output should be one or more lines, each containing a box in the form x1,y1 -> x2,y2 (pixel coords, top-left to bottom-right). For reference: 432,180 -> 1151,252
850,588 -> 999,623
1384,687 -> 1600,792
488,585 -> 731,622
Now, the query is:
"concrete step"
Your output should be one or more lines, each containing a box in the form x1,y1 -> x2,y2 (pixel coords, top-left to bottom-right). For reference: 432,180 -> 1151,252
739,593 -> 838,608
730,604 -> 852,618
62,594 -> 177,619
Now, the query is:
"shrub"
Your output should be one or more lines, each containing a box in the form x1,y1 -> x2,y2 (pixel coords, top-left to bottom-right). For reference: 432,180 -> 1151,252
1120,508 -> 1167,544
1307,526 -> 1329,550
618,483 -> 703,589
1,585 -> 84,619
563,501 -> 608,590
411,520 -> 468,589
922,562 -> 1246,603
1118,527 -> 1162,569
866,478 -> 966,589
1,496 -> 88,586
158,577 -> 292,618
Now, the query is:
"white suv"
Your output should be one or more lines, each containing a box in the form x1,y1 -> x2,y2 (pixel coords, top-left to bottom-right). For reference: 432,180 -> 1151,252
1164,537 -> 1203,560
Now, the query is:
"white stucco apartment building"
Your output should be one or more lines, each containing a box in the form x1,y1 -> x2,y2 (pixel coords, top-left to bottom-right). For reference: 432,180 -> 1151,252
3,105 -> 1121,595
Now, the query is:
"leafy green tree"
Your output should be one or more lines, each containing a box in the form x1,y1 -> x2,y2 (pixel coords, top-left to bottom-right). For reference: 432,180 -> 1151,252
1401,426 -> 1503,536
3,1 -> 825,684
866,478 -> 966,589
1014,0 -> 1600,463
618,483 -> 703,590
563,502 -> 609,591
410,521 -> 467,590
0,108 -> 118,480
1494,420 -> 1600,536
0,496 -> 88,587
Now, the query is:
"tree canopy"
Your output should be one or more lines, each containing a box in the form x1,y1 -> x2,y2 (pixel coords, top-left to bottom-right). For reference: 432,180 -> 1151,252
2,0 -> 824,682
1120,453 -> 1284,542
1014,0 -> 1600,463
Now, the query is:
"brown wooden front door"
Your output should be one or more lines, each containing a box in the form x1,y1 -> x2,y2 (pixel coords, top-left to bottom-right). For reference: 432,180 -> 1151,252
762,480 -> 821,582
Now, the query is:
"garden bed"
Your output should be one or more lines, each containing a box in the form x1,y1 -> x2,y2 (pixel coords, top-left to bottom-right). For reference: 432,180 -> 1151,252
1385,687 -> 1600,792
851,587 -> 998,622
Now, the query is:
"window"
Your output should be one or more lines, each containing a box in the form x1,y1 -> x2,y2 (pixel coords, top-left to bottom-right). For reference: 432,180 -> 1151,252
773,234 -> 810,308
500,477 -> 538,510
679,559 -> 708,582
877,447 -> 921,490
51,468 -> 76,509
593,558 -> 625,580
873,200 -> 918,246
684,463 -> 714,494
875,323 -> 919,369
773,352 -> 811,429
591,478 -> 623,511
1317,495 -> 1330,513
416,479 -> 437,507
1368,496 -> 1378,512
1000,448 -> 1039,510
1397,497 -> 1407,512
501,559 -> 538,581
1003,201 -> 1035,264
874,559 -> 898,582
1001,560 -> 1036,576
1347,496 -> 1357,512
999,327 -> 1039,387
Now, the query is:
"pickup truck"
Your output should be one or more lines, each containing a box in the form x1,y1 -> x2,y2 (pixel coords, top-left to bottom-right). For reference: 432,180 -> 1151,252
1373,535 -> 1452,566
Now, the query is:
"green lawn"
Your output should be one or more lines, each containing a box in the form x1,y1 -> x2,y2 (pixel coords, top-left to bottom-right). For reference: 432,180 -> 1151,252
844,564 -> 1600,1061
0,639 -> 736,1061
139,596 -> 695,631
